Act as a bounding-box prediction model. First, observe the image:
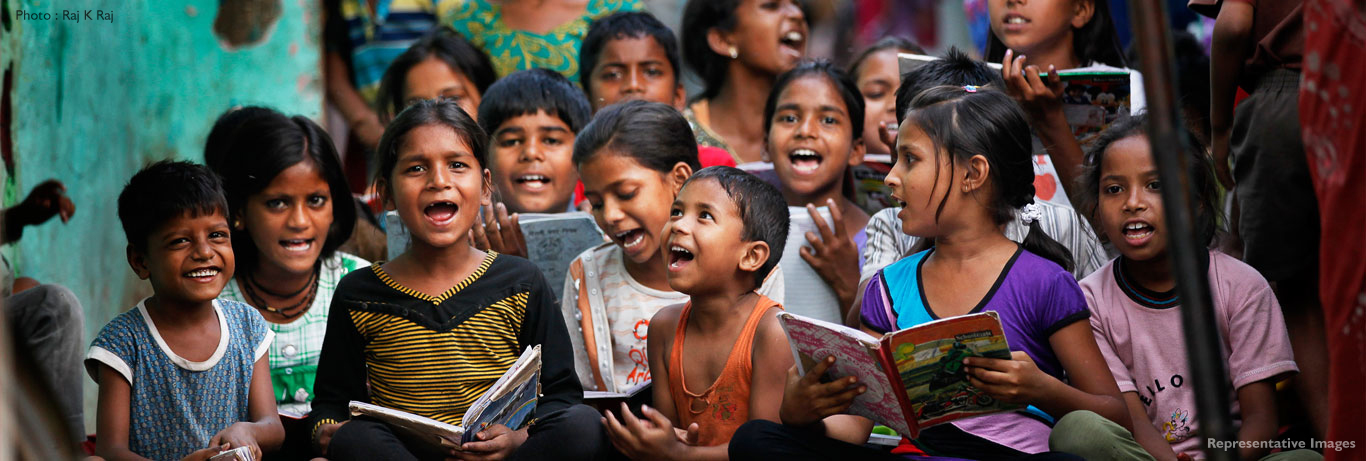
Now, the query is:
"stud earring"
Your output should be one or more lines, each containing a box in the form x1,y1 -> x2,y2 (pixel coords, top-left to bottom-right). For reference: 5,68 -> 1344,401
728,46 -> 738,59
233,219 -> 243,229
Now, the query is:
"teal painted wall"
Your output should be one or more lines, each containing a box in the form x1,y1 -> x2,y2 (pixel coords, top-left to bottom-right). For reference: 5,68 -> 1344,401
1,0 -> 323,433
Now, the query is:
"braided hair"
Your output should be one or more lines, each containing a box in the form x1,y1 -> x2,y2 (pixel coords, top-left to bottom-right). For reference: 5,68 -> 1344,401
902,85 -> 1074,272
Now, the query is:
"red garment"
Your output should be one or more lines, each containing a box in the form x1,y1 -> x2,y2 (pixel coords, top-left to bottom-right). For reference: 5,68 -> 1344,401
572,147 -> 737,208
1299,1 -> 1366,457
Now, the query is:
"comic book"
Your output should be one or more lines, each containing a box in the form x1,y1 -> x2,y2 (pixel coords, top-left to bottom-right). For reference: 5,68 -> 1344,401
348,345 -> 541,456
777,311 -> 1019,438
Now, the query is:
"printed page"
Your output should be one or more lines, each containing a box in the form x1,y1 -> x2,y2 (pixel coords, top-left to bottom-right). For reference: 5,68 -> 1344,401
518,213 -> 607,300
778,312 -> 913,437
584,379 -> 651,400
780,206 -> 843,323
883,312 -> 1020,430
349,401 -> 466,455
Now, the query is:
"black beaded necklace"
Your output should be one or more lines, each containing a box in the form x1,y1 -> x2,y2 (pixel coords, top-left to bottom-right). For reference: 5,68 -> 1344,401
242,263 -> 320,320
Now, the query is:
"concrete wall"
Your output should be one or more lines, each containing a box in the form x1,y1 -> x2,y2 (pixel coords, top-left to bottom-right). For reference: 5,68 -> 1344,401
1,0 -> 323,433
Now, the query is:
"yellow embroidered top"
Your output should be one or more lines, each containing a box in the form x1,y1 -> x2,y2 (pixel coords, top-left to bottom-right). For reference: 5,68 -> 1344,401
439,0 -> 641,83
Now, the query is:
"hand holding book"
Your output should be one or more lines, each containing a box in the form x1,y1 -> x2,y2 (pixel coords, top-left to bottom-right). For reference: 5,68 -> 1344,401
963,350 -> 1055,405
778,357 -> 866,427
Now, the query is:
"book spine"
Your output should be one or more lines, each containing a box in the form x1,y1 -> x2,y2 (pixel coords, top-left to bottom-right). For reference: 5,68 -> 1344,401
879,336 -> 921,439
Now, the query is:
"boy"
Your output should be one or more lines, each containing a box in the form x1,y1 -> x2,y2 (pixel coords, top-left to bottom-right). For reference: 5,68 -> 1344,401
89,160 -> 282,460
477,68 -> 592,215
603,166 -> 792,459
579,11 -> 687,113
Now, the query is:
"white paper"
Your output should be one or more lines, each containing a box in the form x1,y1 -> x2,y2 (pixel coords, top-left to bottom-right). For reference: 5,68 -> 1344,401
780,206 -> 842,323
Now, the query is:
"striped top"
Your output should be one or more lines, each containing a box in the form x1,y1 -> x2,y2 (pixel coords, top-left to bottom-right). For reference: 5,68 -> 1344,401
325,0 -> 441,104
308,251 -> 582,439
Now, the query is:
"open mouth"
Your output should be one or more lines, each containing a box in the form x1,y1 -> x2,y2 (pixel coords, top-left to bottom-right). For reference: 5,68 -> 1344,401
1002,14 -> 1031,31
280,238 -> 315,253
668,245 -> 695,270
424,201 -> 458,225
1123,222 -> 1154,242
614,229 -> 647,251
184,267 -> 221,281
515,174 -> 551,192
779,30 -> 805,57
789,149 -> 823,175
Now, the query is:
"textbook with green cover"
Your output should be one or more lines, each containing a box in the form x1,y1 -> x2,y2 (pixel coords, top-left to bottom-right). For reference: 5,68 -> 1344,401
778,311 -> 1020,438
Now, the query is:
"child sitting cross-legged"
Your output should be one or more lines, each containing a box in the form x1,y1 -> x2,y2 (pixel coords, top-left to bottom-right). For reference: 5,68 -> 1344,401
602,166 -> 793,460
308,99 -> 605,461
90,160 -> 283,461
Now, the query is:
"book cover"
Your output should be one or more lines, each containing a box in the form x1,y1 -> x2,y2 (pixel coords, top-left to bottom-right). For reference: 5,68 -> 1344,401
518,212 -> 607,300
778,312 -> 914,437
780,206 -> 842,323
583,379 -> 651,400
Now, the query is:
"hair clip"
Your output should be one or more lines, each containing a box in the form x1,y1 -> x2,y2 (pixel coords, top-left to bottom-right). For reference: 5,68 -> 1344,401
963,85 -> 979,93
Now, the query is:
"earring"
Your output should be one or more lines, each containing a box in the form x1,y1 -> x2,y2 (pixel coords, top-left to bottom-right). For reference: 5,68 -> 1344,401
233,219 -> 243,229
728,46 -> 738,59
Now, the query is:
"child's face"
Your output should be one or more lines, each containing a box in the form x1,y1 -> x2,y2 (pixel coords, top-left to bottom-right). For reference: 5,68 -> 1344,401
383,124 -> 491,250
580,152 -> 685,265
1095,135 -> 1168,263
662,178 -> 761,294
587,37 -> 685,113
988,0 -> 1090,55
488,110 -> 578,213
128,211 -> 236,307
767,75 -> 863,201
240,159 -> 334,276
856,48 -> 902,155
726,0 -> 808,76
885,122 -> 956,237
406,57 -> 483,121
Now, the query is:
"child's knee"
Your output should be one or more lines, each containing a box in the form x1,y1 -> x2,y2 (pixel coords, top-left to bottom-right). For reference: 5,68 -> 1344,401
1049,410 -> 1139,459
728,420 -> 787,459
526,404 -> 609,458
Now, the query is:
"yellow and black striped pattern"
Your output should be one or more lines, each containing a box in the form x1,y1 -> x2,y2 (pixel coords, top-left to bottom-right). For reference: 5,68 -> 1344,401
370,253 -> 496,305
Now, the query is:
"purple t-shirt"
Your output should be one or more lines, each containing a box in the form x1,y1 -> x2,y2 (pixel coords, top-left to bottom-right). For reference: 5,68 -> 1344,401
861,246 -> 1090,454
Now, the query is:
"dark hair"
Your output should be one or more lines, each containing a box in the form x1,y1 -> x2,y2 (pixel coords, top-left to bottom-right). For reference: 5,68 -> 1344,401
579,11 -> 681,99
203,106 -> 357,275
904,86 -> 1075,272
1126,30 -> 1210,149
985,0 -> 1127,69
681,0 -> 742,100
1080,114 -> 1220,247
375,27 -> 497,123
763,59 -> 866,142
683,166 -> 789,288
896,47 -> 1005,122
374,98 -> 490,188
477,68 -> 592,137
574,100 -> 702,172
848,36 -> 924,81
118,160 -> 229,252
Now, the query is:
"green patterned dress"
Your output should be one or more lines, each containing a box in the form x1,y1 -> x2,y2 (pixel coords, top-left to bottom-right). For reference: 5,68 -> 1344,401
440,0 -> 641,84
220,252 -> 370,415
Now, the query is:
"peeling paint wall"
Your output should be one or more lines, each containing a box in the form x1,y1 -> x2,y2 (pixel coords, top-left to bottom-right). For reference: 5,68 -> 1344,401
1,0 -> 322,433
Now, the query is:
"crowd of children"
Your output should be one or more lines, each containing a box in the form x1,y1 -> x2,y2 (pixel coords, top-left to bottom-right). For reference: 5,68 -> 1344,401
24,0 -> 1350,460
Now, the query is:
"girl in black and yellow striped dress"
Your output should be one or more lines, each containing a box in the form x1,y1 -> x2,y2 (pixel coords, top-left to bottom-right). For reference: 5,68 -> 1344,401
308,99 -> 604,460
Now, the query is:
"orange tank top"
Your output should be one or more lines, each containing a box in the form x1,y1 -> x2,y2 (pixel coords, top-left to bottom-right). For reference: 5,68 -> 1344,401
666,294 -> 781,446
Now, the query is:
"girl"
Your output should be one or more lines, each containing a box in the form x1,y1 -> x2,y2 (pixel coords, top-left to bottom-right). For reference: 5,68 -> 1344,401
376,26 -> 498,123
203,108 -> 366,421
442,0 -> 642,83
565,100 -> 782,394
733,86 -> 1131,460
763,60 -> 869,322
985,0 -> 1141,200
681,0 -> 808,164
1072,116 -> 1316,461
308,99 -> 602,461
848,37 -> 924,156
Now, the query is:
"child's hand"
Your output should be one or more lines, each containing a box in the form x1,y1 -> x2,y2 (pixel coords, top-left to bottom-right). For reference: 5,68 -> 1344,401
313,421 -> 346,456
779,357 -> 866,427
603,403 -> 686,460
454,424 -> 528,461
16,179 -> 76,226
878,121 -> 898,153
963,351 -> 1058,404
1001,49 -> 1066,122
210,423 -> 262,460
181,444 -> 229,461
470,203 -> 527,258
798,200 -> 862,314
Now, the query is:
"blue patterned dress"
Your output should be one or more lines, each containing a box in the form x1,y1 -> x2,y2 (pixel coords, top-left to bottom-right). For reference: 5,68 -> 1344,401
85,299 -> 273,461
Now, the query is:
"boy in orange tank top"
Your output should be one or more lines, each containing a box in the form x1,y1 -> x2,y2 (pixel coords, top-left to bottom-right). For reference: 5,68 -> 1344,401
602,166 -> 793,460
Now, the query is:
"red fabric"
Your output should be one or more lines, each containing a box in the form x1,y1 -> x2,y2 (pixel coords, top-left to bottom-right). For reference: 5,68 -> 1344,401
1299,1 -> 1366,457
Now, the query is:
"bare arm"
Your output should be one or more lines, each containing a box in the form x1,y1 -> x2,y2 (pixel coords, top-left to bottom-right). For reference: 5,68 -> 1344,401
1123,392 -> 1180,461
748,309 -> 795,423
1234,381 -> 1278,460
1210,1 -> 1254,188
94,365 -> 155,461
325,51 -> 384,149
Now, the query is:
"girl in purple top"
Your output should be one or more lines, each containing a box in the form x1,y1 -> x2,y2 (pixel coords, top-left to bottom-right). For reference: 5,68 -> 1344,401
730,86 -> 1131,461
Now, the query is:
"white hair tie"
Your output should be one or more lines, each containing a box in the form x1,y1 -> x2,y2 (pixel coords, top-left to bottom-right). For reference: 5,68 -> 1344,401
1020,203 -> 1044,225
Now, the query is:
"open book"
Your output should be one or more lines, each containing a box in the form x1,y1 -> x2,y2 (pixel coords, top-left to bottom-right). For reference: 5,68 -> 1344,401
518,212 -> 607,300
208,447 -> 254,461
582,379 -> 651,401
348,345 -> 541,454
777,311 -> 1019,438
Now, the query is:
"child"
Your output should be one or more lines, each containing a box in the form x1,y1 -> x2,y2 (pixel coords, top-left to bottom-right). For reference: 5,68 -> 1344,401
763,59 -> 870,321
737,86 -> 1132,460
986,0 -> 1143,199
204,107 -> 367,422
442,0 -> 642,83
603,166 -> 793,459
564,101 -> 783,394
308,99 -> 604,461
847,37 -> 924,155
376,26 -> 497,123
1069,116 -> 1319,461
579,11 -> 686,113
90,160 -> 283,460
681,0 -> 808,163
